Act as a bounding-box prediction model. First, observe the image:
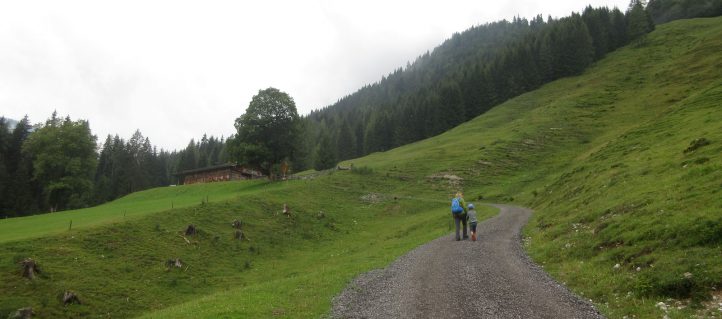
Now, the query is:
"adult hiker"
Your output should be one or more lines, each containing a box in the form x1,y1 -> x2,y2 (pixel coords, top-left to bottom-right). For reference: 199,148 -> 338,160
450,192 -> 469,241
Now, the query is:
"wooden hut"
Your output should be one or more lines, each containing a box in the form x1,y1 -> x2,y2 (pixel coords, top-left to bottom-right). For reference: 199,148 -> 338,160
174,163 -> 264,185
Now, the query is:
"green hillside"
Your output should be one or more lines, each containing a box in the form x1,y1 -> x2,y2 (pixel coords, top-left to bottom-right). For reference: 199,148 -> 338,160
0,180 -> 270,244
344,16 -> 722,318
1,17 -> 721,318
1,175 -> 499,318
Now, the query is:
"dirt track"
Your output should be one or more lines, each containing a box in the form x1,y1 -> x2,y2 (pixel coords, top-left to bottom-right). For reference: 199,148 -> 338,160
331,204 -> 604,319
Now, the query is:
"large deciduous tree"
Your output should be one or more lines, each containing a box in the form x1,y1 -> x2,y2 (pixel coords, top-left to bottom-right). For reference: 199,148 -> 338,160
23,112 -> 97,212
232,88 -> 300,176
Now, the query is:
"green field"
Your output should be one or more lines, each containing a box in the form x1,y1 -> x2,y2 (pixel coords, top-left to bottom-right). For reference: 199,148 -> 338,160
0,174 -> 497,318
1,17 -> 721,319
0,180 -> 271,244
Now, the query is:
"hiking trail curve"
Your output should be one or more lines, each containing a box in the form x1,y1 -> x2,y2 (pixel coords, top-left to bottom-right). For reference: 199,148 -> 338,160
331,204 -> 604,319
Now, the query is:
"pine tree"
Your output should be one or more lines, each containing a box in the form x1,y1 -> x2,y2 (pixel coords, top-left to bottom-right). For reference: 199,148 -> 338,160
583,6 -> 612,59
354,121 -> 365,158
439,80 -> 466,128
197,134 -> 209,168
0,118 -> 9,216
363,114 -> 381,154
336,120 -> 356,161
4,116 -> 39,215
94,135 -> 115,203
550,14 -> 595,78
627,0 -> 655,40
609,8 -> 630,49
178,139 -> 199,172
127,130 -> 148,193
314,130 -> 337,171
110,135 -> 131,198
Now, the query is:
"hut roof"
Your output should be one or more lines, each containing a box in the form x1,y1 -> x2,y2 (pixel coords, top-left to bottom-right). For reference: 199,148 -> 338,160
174,163 -> 246,176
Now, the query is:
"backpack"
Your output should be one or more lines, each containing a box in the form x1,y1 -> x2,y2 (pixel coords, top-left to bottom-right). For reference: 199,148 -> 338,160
451,197 -> 463,214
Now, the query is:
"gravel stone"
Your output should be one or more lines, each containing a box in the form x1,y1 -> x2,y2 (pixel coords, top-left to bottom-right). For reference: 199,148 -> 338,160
331,204 -> 604,319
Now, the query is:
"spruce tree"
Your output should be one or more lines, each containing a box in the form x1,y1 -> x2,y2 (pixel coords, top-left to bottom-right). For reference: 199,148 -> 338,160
627,0 -> 655,40
439,80 -> 466,128
610,8 -> 630,49
0,118 -> 9,216
94,135 -> 115,203
550,15 -> 595,78
336,120 -> 356,161
314,131 -> 337,171
4,116 -> 38,215
583,6 -> 612,59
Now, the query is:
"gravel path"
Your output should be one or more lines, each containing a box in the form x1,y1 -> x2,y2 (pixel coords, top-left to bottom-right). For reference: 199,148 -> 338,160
331,204 -> 604,319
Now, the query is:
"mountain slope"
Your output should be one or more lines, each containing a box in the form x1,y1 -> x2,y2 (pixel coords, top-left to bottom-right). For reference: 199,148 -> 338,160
299,7 -> 635,170
146,16 -> 722,319
343,16 -> 722,318
0,17 -> 720,319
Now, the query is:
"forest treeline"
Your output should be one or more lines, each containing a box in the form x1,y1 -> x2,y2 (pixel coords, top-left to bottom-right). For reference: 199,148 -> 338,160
0,0 -> 717,217
301,0 -> 721,169
0,114 -> 231,217
647,0 -> 722,24
297,3 -> 659,170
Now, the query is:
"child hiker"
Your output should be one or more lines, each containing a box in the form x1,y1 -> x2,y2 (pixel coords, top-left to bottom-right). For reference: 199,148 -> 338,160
467,203 -> 478,241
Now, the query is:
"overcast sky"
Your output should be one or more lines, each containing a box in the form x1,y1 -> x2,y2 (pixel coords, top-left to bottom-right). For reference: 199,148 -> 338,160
0,0 -> 630,150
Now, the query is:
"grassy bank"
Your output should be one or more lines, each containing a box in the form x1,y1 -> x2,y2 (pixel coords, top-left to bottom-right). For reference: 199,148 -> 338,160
0,173 -> 496,318
0,180 -> 270,244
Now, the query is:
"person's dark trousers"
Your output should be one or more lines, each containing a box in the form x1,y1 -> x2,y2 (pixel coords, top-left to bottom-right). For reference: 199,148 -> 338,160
453,213 -> 468,240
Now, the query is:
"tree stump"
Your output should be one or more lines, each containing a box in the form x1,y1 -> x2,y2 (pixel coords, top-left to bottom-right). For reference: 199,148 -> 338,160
234,230 -> 244,241
62,291 -> 81,305
20,258 -> 41,279
283,204 -> 290,217
684,137 -> 710,153
8,307 -> 34,319
184,224 -> 196,236
232,219 -> 242,230
165,258 -> 183,269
